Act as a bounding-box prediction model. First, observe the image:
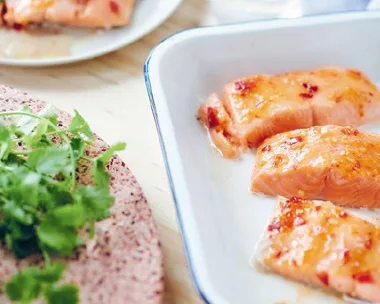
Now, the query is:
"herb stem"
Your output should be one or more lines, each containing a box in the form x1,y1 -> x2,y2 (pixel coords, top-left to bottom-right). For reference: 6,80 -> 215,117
42,249 -> 51,267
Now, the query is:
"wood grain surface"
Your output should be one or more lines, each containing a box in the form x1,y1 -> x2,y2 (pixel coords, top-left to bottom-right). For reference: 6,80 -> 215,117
0,0 -> 214,303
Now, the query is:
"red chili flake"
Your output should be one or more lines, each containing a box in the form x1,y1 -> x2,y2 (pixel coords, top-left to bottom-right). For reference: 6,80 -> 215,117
287,196 -> 303,204
13,23 -> 23,31
317,272 -> 329,286
274,251 -> 282,258
339,211 -> 348,218
302,83 -> 319,93
315,205 -> 322,211
207,107 -> 219,128
261,145 -> 271,152
234,80 -> 255,96
222,130 -> 232,141
268,221 -> 281,232
343,249 -> 351,264
299,92 -> 314,99
335,95 -> 343,103
369,92 -> 374,97
353,271 -> 374,283
294,216 -> 306,226
284,136 -> 303,145
341,127 -> 359,136
365,239 -> 373,250
109,0 -> 120,14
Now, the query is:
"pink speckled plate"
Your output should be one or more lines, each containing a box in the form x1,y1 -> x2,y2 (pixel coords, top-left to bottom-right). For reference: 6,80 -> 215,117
0,85 -> 164,304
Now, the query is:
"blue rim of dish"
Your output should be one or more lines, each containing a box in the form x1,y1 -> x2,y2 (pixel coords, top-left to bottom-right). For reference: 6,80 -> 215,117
144,8 -> 377,304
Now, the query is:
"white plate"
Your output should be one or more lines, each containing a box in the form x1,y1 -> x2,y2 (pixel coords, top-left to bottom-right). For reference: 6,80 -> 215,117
0,0 -> 182,67
145,11 -> 380,304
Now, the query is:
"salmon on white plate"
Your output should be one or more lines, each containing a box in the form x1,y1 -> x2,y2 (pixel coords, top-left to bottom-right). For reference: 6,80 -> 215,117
251,125 -> 380,209
255,196 -> 380,303
0,0 -> 135,28
198,67 -> 380,158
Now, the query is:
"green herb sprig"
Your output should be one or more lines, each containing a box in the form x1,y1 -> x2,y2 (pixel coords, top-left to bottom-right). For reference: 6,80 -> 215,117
0,107 -> 126,304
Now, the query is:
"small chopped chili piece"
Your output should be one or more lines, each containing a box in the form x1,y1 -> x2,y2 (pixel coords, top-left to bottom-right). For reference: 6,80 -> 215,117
207,107 -> 219,128
315,205 -> 322,211
341,127 -> 359,136
261,145 -> 271,152
339,211 -> 348,218
13,23 -> 23,31
299,92 -> 314,99
353,272 -> 374,283
274,251 -> 282,259
302,83 -> 319,93
343,249 -> 351,264
268,221 -> 281,232
317,272 -> 329,286
365,239 -> 373,250
110,0 -> 120,14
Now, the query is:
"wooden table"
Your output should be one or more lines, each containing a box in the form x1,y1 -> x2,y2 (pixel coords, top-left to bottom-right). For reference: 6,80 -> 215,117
0,1 -> 214,303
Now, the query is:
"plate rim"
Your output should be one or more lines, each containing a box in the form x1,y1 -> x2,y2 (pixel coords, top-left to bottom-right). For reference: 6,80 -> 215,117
0,0 -> 183,67
144,10 -> 380,304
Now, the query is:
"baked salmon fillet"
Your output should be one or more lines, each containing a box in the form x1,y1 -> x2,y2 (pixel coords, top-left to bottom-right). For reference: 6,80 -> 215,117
251,125 -> 380,208
256,196 -> 380,303
198,67 -> 380,158
1,0 -> 135,28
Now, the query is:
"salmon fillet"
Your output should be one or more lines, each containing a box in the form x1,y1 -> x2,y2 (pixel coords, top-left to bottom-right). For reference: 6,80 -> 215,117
256,196 -> 380,303
198,67 -> 380,158
251,125 -> 380,209
2,0 -> 135,28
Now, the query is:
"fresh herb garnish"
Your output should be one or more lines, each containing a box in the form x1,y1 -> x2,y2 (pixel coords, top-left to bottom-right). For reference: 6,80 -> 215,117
0,106 -> 126,304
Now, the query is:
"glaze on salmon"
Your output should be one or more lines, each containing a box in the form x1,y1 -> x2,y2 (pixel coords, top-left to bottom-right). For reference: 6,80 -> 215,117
256,196 -> 380,303
251,125 -> 380,208
198,67 -> 380,158
2,0 -> 135,28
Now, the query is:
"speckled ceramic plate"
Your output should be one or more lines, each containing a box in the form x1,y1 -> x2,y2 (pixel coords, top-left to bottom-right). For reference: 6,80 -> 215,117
0,85 -> 164,304
0,0 -> 183,66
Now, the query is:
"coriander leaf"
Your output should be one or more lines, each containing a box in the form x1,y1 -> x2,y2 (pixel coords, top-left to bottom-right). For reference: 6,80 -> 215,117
24,118 -> 49,147
44,284 -> 79,304
97,142 -> 126,164
0,123 -> 13,160
92,159 -> 109,189
3,200 -> 33,225
5,269 -> 41,303
37,218 -> 77,256
52,204 -> 85,228
74,185 -> 114,222
70,137 -> 85,161
35,263 -> 65,283
27,147 -> 70,177
92,142 -> 126,188
69,110 -> 94,141
44,113 -> 58,133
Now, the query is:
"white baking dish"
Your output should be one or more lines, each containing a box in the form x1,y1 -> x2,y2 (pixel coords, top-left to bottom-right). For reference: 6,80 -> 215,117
145,11 -> 380,304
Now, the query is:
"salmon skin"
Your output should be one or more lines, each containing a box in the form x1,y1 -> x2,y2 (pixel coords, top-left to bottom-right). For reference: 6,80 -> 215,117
251,125 -> 380,209
198,67 -> 380,159
2,0 -> 135,28
255,196 -> 380,303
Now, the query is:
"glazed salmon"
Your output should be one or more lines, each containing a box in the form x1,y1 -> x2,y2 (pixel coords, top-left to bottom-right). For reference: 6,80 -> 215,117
251,125 -> 380,208
198,67 -> 380,158
2,0 -> 135,28
256,196 -> 380,303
